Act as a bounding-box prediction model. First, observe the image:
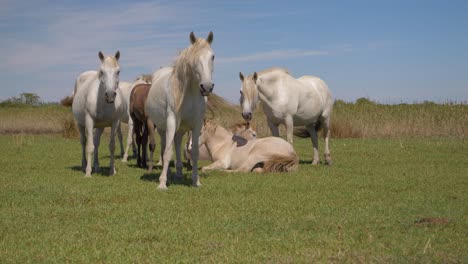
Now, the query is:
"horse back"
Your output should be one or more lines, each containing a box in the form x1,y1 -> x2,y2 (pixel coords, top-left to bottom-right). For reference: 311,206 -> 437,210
130,83 -> 151,122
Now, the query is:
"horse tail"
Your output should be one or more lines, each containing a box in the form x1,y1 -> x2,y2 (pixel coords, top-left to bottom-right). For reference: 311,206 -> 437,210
61,80 -> 78,107
293,121 -> 323,138
263,152 -> 299,173
293,127 -> 310,138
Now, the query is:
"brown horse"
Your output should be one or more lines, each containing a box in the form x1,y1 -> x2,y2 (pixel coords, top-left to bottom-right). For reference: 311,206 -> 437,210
129,83 -> 156,171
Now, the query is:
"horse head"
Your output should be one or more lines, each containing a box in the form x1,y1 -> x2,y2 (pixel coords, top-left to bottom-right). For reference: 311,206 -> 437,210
98,51 -> 121,103
189,32 -> 215,96
239,72 -> 258,121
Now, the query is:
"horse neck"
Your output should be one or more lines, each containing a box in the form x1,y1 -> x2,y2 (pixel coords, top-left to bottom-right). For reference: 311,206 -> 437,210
203,126 -> 233,159
172,59 -> 200,110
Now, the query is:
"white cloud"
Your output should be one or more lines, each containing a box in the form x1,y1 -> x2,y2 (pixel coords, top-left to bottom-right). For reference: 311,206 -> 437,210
218,49 -> 328,63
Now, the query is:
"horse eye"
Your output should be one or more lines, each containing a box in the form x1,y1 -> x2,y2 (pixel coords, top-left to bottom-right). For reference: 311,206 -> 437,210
117,71 -> 120,75
212,55 -> 215,61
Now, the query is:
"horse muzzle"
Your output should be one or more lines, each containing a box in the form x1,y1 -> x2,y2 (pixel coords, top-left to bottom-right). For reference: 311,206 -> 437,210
242,112 -> 252,121
105,91 -> 117,104
200,83 -> 214,96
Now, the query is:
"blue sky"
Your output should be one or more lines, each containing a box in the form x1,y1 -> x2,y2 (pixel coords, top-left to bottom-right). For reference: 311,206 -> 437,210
0,0 -> 467,103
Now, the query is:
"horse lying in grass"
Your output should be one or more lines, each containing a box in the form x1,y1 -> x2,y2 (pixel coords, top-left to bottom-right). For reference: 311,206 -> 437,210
129,83 -> 156,171
199,120 -> 298,173
239,68 -> 333,165
184,121 -> 257,169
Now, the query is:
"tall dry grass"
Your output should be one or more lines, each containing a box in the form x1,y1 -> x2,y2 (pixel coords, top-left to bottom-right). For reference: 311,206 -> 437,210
0,97 -> 466,139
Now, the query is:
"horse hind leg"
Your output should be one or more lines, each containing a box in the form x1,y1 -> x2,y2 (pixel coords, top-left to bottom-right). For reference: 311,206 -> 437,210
306,124 -> 320,165
93,127 -> 104,173
141,124 -> 149,169
84,116 -> 95,177
117,122 -> 124,158
173,132 -> 185,181
147,119 -> 156,173
78,124 -> 87,172
108,121 -> 119,175
322,118 -> 332,165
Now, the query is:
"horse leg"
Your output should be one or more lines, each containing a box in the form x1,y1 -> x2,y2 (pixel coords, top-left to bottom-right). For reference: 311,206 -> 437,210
267,118 -> 280,137
306,124 -> 320,165
147,119 -> 156,173
285,115 -> 294,144
158,116 -> 176,190
174,132 -> 185,181
84,115 -> 94,177
117,121 -> 124,158
122,119 -> 134,162
141,124 -> 149,169
78,124 -> 87,172
323,118 -> 332,165
190,122 -> 202,187
158,129 -> 166,168
134,120 -> 142,168
108,120 -> 118,175
93,127 -> 104,173
184,131 -> 193,171
201,160 -> 226,172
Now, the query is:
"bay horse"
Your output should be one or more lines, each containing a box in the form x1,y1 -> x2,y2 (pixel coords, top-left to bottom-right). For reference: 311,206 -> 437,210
129,83 -> 156,170
118,75 -> 152,162
145,31 -> 215,189
198,120 -> 298,173
72,51 -> 125,176
239,68 -> 333,165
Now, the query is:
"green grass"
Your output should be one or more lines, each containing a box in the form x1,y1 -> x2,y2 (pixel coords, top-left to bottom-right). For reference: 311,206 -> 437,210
1,134 -> 466,262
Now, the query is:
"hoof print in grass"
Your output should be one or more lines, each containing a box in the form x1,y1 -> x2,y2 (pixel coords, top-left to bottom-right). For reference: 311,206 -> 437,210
414,217 -> 449,226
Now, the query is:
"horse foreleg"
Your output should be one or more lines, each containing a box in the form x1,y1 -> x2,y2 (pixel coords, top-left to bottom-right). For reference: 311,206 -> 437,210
117,122 -> 124,158
201,160 -> 226,172
267,118 -> 280,137
78,124 -> 87,172
184,131 -> 193,170
122,119 -> 134,162
109,120 -> 119,175
93,127 -> 104,173
157,129 -> 165,167
158,116 -> 176,190
306,124 -> 320,165
174,132 -> 184,180
147,119 -> 156,173
190,123 -> 202,187
285,115 -> 294,144
323,118 -> 332,165
84,115 -> 94,177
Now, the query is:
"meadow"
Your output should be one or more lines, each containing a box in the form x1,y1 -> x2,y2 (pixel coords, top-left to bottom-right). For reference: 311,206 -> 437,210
0,100 -> 467,262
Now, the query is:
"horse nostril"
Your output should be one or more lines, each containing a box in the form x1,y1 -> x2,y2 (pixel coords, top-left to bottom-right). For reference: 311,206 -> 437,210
200,84 -> 204,89
113,92 -> 116,97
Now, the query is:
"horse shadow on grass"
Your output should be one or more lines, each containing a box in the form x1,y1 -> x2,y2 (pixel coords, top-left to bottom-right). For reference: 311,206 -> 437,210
139,161 -> 199,187
67,165 -> 115,177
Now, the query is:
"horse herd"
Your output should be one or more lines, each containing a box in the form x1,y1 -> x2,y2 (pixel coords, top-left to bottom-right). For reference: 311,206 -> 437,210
65,31 -> 333,190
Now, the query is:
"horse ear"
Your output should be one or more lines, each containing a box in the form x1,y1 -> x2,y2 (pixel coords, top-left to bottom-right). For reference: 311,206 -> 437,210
190,32 -> 197,44
115,51 -> 120,61
98,51 -> 105,62
239,72 -> 244,81
253,72 -> 258,82
206,31 -> 214,44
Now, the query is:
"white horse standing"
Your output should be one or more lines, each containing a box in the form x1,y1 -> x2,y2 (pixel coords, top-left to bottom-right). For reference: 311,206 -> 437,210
146,32 -> 215,189
72,51 -> 125,176
239,68 -> 333,165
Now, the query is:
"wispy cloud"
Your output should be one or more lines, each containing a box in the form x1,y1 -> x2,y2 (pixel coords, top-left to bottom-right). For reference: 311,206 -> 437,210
219,49 -> 328,63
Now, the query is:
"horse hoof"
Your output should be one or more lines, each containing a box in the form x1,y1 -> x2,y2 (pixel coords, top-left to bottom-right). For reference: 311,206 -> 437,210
84,174 -> 92,178
312,160 -> 319,166
121,158 -> 128,162
325,159 -> 333,166
157,184 -> 168,190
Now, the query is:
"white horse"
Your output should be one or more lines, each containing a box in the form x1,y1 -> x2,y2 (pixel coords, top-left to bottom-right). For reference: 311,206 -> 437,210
117,75 -> 152,162
199,120 -> 298,173
239,68 -> 333,165
145,32 -> 215,189
72,51 -> 125,177
185,121 -> 257,168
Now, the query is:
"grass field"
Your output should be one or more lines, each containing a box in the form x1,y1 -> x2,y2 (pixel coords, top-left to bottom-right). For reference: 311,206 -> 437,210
1,134 -> 466,262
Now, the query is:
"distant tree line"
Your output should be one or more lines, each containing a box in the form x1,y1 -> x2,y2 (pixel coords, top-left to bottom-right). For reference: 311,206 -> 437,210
0,93 -> 43,107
